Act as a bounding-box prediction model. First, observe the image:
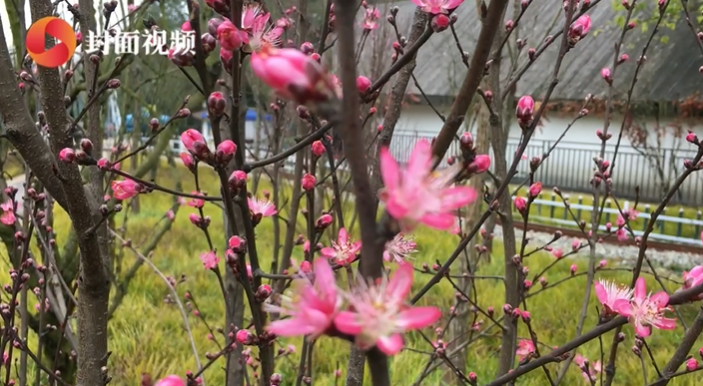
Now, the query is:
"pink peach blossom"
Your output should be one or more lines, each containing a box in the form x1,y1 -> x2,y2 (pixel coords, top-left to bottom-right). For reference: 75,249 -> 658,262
154,375 -> 185,386
181,129 -> 207,154
200,251 -> 220,270
249,15 -> 284,53
187,191 -> 205,208
356,75 -> 372,93
111,179 -> 144,200
595,279 -> 633,315
250,46 -> 333,104
248,197 -> 277,217
613,277 -> 676,337
378,139 -> 477,232
516,339 -> 535,361
0,201 -> 15,226
264,258 -> 341,338
409,0 -> 465,14
468,154 -> 491,174
569,15 -> 591,42
320,228 -> 361,266
334,263 -> 441,355
383,233 -> 417,264
516,95 -> 534,123
360,7 -> 381,30
551,248 -> 563,259
680,265 -> 703,300
217,19 -> 247,50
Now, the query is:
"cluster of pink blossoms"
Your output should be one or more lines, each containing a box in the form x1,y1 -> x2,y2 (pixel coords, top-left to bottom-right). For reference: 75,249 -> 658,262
264,258 -> 441,355
595,277 -> 676,337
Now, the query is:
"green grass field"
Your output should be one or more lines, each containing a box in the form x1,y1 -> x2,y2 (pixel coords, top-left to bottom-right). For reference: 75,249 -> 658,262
2,163 -> 703,386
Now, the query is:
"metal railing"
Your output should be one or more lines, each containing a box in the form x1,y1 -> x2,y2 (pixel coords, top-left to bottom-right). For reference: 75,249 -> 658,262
518,194 -> 703,246
123,130 -> 703,206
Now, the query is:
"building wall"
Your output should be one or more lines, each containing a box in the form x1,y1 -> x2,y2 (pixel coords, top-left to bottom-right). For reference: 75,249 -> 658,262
387,105 -> 703,206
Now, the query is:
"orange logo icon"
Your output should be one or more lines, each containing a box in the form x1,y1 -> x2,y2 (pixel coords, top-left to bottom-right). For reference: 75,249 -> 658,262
26,17 -> 76,68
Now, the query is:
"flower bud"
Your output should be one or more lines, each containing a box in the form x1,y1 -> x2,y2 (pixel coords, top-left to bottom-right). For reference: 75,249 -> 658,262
302,173 -> 316,191
356,76 -> 371,93
528,182 -> 542,198
58,148 -> 76,163
270,373 -> 283,386
228,235 -> 247,254
76,139 -> 93,155
315,213 -> 333,229
215,140 -> 237,166
207,92 -> 227,117
228,170 -> 248,193
459,132 -> 474,150
430,14 -> 450,32
106,79 -> 121,89
255,284 -> 272,302
311,140 -> 325,157
686,358 -> 699,371
236,329 -> 256,345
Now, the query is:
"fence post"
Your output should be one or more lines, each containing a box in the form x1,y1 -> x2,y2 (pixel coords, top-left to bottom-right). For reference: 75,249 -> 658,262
577,196 -> 583,220
550,193 -> 556,218
643,204 -> 651,232
605,199 -> 611,224
658,207 -> 667,234
696,211 -> 703,241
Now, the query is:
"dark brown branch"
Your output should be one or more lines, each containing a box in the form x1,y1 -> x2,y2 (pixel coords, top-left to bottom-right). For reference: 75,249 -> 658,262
430,0 -> 510,162
333,0 -> 389,385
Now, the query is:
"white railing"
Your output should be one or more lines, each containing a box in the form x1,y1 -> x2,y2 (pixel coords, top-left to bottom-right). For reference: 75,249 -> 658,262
516,195 -> 702,246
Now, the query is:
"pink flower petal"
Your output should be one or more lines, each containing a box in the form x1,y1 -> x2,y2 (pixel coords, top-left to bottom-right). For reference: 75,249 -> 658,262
338,228 -> 348,245
650,291 -> 669,308
635,324 -> 651,338
320,247 -> 337,258
379,147 -> 399,192
612,299 -> 632,317
386,263 -> 414,305
420,213 -> 456,230
439,186 -> 478,211
376,333 -> 405,356
396,307 -> 441,330
334,311 -> 363,335
594,281 -> 608,306
312,258 -> 337,303
267,318 -> 318,337
634,277 -> 647,302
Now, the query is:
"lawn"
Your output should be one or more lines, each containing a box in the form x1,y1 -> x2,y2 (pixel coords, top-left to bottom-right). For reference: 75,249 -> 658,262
2,162 -> 702,386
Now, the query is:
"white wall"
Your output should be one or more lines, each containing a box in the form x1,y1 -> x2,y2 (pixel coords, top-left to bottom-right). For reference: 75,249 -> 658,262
388,105 -> 703,205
